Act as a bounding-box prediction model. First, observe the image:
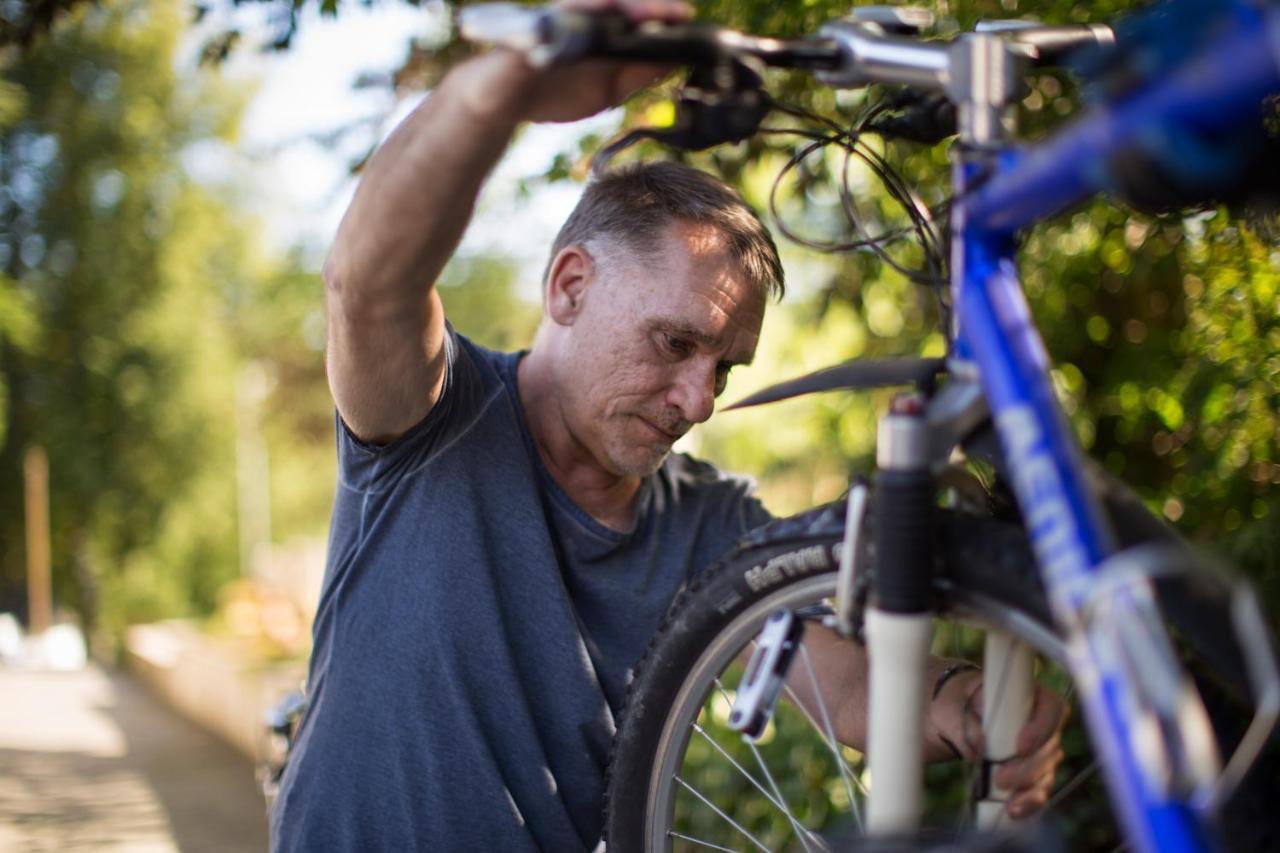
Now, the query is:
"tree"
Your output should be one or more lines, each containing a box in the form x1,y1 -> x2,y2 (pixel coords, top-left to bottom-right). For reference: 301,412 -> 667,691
0,0 -> 266,643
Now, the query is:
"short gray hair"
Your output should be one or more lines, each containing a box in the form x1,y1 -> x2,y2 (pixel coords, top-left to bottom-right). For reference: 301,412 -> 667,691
546,161 -> 784,300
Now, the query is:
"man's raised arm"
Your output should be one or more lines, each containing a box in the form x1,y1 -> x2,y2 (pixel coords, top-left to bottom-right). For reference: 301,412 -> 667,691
323,0 -> 689,444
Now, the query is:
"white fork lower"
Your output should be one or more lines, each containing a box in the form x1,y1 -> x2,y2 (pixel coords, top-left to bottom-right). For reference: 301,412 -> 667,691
977,631 -> 1035,829
865,606 -> 934,835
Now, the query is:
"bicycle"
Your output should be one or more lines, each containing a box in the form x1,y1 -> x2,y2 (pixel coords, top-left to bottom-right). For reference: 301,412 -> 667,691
460,2 -> 1280,850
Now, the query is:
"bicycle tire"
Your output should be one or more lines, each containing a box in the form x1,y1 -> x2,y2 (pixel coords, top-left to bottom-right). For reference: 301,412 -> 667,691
603,501 -> 1090,852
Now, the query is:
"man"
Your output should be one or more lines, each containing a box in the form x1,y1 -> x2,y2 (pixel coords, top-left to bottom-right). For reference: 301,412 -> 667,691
272,0 -> 1064,848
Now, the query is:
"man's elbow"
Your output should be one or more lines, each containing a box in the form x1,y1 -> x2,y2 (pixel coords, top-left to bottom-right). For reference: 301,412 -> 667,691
323,255 -> 385,330
323,254 -> 361,324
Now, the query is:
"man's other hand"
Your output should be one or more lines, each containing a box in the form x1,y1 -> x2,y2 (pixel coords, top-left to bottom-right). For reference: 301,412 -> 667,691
930,671 -> 1068,819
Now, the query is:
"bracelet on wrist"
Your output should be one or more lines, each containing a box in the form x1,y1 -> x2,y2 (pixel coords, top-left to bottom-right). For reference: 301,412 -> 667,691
931,661 -> 981,703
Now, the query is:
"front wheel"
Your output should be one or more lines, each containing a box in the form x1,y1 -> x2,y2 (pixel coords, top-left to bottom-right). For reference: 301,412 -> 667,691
603,503 -> 1113,851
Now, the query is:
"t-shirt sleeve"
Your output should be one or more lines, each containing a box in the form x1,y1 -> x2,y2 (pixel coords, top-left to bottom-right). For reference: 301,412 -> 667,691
713,468 -> 773,541
333,325 -> 494,494
737,490 -> 773,534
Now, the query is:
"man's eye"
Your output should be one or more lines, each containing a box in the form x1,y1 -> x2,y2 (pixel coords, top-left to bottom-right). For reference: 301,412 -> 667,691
662,334 -> 691,355
715,364 -> 732,395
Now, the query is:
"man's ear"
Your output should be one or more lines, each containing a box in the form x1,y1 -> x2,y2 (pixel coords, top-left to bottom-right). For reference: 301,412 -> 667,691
544,245 -> 594,326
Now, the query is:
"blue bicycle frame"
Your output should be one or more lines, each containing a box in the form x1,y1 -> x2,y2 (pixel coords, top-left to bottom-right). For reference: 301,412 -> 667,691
953,6 -> 1280,852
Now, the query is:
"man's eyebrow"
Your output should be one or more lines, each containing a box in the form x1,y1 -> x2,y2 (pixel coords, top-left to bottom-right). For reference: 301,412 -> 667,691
651,319 -> 755,366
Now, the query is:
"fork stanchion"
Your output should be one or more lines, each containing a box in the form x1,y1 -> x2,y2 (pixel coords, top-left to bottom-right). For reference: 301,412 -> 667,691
866,393 -> 936,835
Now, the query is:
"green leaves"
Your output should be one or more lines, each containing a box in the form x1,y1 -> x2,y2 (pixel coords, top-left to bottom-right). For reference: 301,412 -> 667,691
0,0 -> 261,644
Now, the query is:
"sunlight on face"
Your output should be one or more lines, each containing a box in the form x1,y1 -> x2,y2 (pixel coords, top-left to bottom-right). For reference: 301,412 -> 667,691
560,221 -> 767,477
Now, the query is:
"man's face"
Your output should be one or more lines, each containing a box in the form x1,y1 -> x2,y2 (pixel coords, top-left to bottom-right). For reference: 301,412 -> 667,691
559,220 -> 767,477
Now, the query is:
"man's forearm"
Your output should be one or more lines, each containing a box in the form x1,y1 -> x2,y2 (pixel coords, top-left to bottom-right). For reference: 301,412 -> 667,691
324,52 -> 529,317
791,629 -> 979,762
830,653 -> 974,761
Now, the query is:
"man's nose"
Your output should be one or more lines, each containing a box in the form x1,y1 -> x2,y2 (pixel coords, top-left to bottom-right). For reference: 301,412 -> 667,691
667,361 -> 716,425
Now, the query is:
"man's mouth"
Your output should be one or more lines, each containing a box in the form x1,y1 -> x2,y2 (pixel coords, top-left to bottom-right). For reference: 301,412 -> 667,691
636,417 -> 683,444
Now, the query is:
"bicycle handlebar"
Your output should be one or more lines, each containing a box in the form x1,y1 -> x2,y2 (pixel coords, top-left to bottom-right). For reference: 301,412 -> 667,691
457,4 -> 1113,87
459,1 -> 1278,216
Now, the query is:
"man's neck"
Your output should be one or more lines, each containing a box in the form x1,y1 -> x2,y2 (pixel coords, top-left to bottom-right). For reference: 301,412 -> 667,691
516,352 -> 644,532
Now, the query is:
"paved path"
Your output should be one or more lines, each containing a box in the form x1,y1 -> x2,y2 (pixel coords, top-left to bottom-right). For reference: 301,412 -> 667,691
0,664 -> 268,852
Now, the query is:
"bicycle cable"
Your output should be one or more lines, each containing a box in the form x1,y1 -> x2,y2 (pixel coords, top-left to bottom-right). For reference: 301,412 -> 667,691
760,94 -> 953,338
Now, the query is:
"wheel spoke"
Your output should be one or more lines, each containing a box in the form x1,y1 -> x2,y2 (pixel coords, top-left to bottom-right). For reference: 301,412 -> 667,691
689,719 -> 788,817
740,638 -> 867,810
1043,759 -> 1098,812
710,679 -> 826,852
777,673 -> 869,804
733,637 -> 869,826
674,775 -> 774,853
667,830 -> 744,852
797,643 -> 864,827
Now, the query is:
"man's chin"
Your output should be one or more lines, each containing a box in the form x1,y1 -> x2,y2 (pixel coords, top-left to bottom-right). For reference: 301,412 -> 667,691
610,447 -> 671,478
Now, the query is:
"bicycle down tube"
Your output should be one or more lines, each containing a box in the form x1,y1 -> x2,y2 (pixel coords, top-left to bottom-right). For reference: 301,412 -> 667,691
954,226 -> 1213,853
952,7 -> 1280,852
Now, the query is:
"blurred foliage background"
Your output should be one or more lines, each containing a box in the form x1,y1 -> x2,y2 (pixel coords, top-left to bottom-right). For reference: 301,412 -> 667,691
0,0 -> 1276,839
4,0 -> 1274,641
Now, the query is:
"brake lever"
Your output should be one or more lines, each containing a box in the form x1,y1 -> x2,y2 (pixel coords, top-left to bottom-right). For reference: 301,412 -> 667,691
865,90 -> 957,145
593,58 -> 770,170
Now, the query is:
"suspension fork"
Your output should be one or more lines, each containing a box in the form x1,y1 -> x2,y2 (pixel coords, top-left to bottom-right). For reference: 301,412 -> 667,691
865,392 -> 936,833
863,386 -> 1036,835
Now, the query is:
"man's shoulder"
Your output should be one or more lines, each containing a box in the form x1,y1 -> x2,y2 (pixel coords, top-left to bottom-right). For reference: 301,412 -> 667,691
332,328 -> 524,491
426,327 -> 528,448
652,452 -> 773,564
450,327 -> 520,387
661,451 -> 759,499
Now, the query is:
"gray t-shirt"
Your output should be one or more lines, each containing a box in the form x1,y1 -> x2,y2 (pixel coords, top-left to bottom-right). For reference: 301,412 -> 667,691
272,329 -> 770,851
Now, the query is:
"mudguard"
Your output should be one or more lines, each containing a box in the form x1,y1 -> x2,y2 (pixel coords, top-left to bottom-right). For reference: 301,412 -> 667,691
725,357 -> 946,410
